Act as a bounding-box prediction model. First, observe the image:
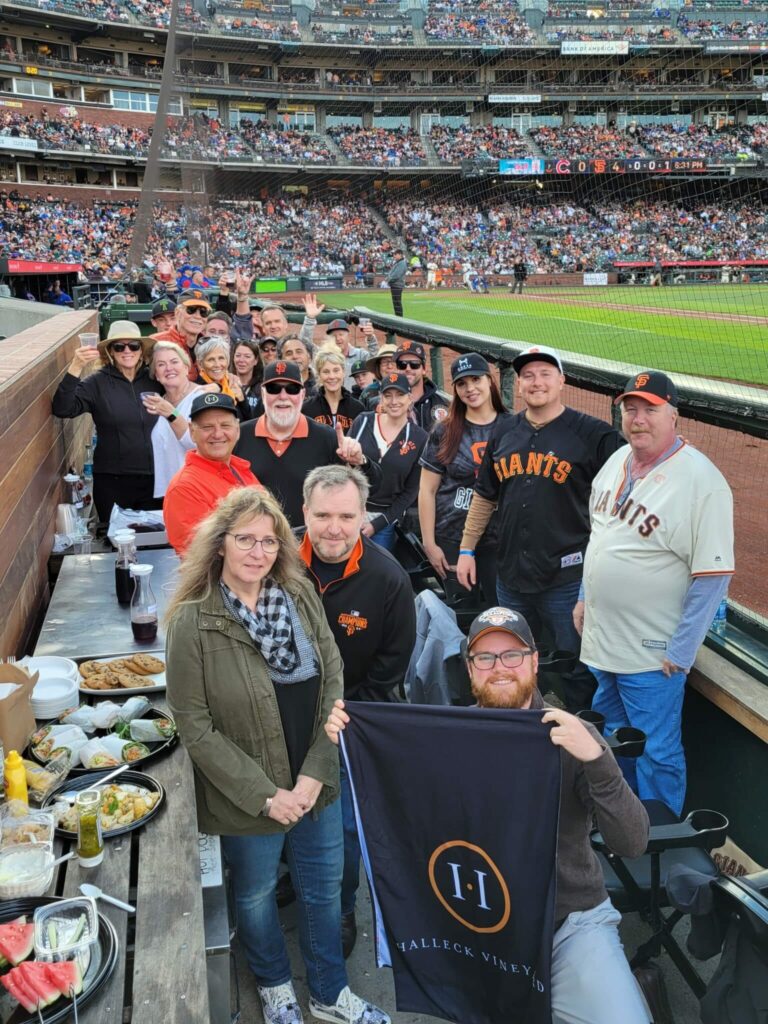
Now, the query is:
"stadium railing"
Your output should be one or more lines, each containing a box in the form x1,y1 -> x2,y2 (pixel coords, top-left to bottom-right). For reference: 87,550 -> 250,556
344,303 -> 768,674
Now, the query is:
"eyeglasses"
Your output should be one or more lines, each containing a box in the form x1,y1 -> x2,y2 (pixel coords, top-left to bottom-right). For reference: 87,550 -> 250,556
396,360 -> 423,370
182,305 -> 209,316
467,649 -> 535,670
111,342 -> 142,352
228,534 -> 280,553
264,381 -> 302,396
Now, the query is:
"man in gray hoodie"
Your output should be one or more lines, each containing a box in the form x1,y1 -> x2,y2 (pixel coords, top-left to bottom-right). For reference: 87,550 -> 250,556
385,251 -> 408,317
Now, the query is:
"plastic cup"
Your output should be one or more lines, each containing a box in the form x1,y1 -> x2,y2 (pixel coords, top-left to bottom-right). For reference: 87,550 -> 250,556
80,333 -> 99,348
74,536 -> 92,565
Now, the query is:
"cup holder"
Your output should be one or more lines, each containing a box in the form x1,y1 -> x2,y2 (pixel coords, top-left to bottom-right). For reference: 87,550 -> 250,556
576,709 -> 606,736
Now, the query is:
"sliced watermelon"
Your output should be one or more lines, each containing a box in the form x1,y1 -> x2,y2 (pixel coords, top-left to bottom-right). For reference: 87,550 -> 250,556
0,969 -> 39,1015
0,918 -> 33,966
45,959 -> 83,998
18,962 -> 61,1006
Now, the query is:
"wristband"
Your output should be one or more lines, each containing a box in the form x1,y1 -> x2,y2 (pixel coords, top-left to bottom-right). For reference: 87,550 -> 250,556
459,549 -> 476,557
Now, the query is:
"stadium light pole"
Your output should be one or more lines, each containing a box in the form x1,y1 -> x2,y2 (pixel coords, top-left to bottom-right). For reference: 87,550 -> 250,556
124,0 -> 182,279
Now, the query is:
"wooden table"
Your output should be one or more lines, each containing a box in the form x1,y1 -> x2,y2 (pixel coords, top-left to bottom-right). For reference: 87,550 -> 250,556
28,551 -> 213,1023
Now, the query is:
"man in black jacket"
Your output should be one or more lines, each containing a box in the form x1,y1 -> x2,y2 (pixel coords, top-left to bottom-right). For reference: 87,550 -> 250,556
300,464 -> 416,958
394,341 -> 448,430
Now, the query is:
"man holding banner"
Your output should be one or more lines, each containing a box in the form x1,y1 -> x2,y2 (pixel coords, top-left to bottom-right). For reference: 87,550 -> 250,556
325,607 -> 650,1024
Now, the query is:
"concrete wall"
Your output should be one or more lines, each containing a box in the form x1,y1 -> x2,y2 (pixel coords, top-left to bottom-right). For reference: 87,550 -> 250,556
0,297 -> 69,339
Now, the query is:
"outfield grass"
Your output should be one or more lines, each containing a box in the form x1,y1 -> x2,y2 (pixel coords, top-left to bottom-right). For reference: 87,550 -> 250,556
320,285 -> 768,386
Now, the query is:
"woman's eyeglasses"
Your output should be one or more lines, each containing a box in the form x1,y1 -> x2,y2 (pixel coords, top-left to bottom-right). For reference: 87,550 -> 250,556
111,342 -> 142,352
264,381 -> 302,396
466,649 -> 535,670
227,534 -> 281,553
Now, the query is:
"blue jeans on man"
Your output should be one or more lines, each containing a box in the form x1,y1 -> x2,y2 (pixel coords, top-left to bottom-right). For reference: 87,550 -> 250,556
496,577 -> 595,712
588,666 -> 687,816
221,800 -> 347,1005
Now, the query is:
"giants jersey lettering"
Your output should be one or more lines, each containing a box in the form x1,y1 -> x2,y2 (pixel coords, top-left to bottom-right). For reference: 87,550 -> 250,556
494,451 -> 572,485
581,443 -> 734,674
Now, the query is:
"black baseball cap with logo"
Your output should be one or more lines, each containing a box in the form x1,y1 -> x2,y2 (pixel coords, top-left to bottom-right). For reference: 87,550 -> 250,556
467,607 -> 536,652
395,341 -> 427,365
151,297 -> 176,318
189,393 -> 238,419
615,371 -> 679,408
379,372 -> 411,396
263,360 -> 303,386
451,352 -> 491,383
350,359 -> 370,377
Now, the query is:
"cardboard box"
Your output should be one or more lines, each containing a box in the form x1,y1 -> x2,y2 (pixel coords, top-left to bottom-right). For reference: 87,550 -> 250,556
0,665 -> 38,756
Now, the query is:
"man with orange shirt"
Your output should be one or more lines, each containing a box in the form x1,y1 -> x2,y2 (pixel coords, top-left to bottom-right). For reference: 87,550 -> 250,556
151,288 -> 211,373
234,361 -> 380,525
164,393 -> 260,555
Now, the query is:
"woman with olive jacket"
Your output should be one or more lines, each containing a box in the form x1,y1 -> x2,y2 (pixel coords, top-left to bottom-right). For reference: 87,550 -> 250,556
165,486 -> 389,1024
51,320 -> 162,522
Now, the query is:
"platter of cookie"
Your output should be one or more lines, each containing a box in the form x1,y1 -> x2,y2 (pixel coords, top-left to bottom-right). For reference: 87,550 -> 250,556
78,654 -> 166,697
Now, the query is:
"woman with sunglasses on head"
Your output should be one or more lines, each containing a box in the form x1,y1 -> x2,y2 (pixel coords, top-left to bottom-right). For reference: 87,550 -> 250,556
418,353 -> 509,604
194,337 -> 252,420
52,320 -> 163,523
349,373 -> 428,551
165,486 -> 390,1024
302,345 -> 364,435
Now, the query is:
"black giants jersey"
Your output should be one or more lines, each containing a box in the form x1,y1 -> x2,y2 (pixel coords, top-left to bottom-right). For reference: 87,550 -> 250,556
475,407 -> 626,592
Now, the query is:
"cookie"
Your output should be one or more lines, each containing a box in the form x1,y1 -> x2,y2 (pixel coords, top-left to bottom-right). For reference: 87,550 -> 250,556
116,671 -> 150,689
126,654 -> 165,676
79,660 -> 104,678
83,668 -> 120,690
104,659 -> 134,673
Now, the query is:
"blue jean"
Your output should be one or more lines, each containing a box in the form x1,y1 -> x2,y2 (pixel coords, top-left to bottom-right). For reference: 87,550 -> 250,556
339,759 -> 361,916
371,522 -> 396,552
589,666 -> 687,816
496,578 -> 596,712
221,800 -> 347,1004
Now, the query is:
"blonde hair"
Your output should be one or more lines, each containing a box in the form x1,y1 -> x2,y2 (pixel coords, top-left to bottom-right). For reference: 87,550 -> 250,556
165,487 -> 304,625
313,343 -> 345,376
149,340 -> 191,378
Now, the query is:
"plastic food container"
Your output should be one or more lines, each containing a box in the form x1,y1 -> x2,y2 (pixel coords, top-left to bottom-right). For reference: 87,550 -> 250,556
0,845 -> 55,898
33,897 -> 99,963
0,806 -> 55,848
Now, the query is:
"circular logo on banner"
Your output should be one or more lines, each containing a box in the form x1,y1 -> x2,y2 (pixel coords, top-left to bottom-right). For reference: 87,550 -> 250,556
204,393 -> 219,405
428,840 -> 511,934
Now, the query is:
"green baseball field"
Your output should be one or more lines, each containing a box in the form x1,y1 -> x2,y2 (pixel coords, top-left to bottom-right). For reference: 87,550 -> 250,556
321,285 -> 768,386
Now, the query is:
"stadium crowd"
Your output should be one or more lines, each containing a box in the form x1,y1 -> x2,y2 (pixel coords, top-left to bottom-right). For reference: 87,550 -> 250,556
637,123 -> 759,160
327,125 -> 426,166
678,13 -> 768,39
531,124 -> 647,160
0,109 -> 151,156
424,0 -> 536,43
310,23 -> 413,43
430,124 -> 533,162
545,24 -> 676,40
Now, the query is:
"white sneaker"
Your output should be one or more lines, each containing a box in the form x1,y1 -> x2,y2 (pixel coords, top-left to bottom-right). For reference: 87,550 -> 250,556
309,985 -> 390,1024
258,982 -> 304,1024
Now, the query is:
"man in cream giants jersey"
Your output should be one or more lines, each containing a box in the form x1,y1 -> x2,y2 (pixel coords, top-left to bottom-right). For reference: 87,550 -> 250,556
573,371 -> 734,815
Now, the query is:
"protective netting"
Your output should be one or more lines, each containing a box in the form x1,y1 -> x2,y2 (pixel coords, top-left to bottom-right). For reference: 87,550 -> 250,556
1,0 -> 766,617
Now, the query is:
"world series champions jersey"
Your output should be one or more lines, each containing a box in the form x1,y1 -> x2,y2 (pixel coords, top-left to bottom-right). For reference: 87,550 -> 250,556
581,441 -> 734,673
474,408 -> 626,592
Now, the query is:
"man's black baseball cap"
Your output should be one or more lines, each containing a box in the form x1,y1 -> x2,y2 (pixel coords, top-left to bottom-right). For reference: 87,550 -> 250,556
151,297 -> 176,318
615,371 -> 679,408
263,360 -> 303,386
350,359 -> 370,377
189,393 -> 238,419
395,341 -> 426,365
467,607 -> 536,652
451,352 -> 491,383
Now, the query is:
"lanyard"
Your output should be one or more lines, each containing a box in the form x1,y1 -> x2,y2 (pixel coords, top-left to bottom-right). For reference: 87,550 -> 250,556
613,437 -> 683,514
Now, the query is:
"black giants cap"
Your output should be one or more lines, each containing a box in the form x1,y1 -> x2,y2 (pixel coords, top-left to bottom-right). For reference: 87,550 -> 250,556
395,341 -> 427,365
467,607 -> 536,652
615,371 -> 679,408
263,360 -> 303,386
451,352 -> 490,383
379,372 -> 411,396
189,392 -> 238,419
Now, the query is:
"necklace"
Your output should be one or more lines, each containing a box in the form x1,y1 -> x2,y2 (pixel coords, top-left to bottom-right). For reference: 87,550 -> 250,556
525,409 -> 561,430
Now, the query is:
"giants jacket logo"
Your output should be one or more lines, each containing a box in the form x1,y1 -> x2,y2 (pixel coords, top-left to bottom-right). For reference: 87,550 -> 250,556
338,610 -> 368,636
493,451 -> 572,485
593,489 -> 660,537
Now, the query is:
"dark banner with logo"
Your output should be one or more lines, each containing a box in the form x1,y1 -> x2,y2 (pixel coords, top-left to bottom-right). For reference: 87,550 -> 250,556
341,702 -> 560,1024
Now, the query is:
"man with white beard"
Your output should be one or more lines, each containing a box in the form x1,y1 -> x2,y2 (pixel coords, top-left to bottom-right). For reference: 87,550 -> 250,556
234,360 -> 380,526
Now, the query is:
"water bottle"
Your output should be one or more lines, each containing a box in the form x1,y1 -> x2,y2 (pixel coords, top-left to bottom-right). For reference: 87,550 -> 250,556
711,599 -> 727,637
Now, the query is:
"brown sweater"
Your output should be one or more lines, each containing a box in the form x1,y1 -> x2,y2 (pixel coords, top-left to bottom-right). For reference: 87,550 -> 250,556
528,689 -> 650,920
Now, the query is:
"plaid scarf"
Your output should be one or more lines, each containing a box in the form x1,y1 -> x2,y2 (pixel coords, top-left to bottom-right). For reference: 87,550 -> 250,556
220,580 -> 317,684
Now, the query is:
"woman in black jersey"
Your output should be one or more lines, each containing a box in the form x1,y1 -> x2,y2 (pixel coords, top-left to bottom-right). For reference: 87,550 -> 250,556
418,353 -> 508,604
349,373 -> 427,551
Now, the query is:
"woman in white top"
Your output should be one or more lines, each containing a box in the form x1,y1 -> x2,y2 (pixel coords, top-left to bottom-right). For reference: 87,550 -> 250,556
142,341 -> 202,498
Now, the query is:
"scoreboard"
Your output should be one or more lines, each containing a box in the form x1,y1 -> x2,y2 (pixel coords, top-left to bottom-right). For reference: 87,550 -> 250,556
498,157 -> 709,175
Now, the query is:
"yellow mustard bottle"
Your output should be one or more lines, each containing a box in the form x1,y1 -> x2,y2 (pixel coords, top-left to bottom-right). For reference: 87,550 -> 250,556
4,751 -> 28,806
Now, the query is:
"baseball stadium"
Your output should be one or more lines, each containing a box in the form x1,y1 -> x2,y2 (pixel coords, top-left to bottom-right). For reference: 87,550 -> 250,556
1,0 -> 767,1020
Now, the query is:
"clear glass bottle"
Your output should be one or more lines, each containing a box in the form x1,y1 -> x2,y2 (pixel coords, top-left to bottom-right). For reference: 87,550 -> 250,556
76,790 -> 104,867
130,564 -> 158,644
63,472 -> 83,513
114,530 -> 138,605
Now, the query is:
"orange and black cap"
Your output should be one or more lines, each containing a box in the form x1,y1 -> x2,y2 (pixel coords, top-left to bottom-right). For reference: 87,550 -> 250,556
615,371 -> 678,408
